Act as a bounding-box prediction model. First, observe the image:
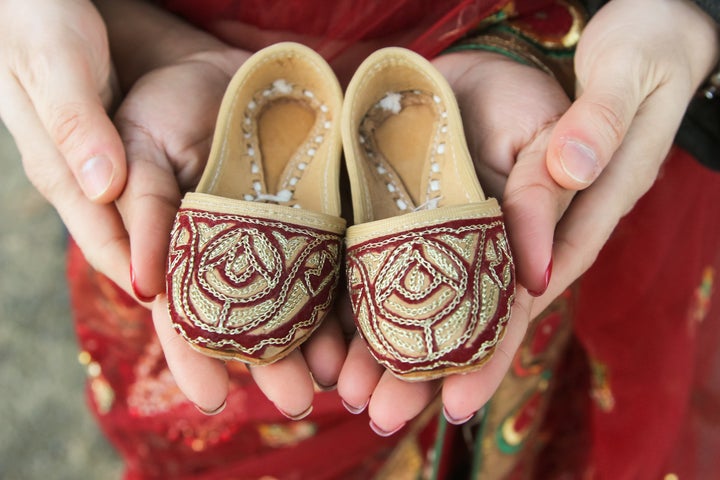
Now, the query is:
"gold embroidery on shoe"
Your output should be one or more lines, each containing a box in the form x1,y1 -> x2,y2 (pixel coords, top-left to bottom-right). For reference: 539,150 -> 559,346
347,219 -> 514,377
168,209 -> 342,360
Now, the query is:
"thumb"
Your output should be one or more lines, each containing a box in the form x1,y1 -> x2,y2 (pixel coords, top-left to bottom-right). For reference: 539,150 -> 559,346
22,50 -> 126,203
546,62 -> 644,190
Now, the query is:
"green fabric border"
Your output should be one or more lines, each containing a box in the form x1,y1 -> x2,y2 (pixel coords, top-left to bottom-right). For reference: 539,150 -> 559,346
442,43 -> 534,67
428,412 -> 449,480
469,404 -> 491,478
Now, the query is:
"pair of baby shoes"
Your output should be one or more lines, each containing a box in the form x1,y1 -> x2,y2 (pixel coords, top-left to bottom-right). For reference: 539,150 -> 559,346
165,42 -> 515,381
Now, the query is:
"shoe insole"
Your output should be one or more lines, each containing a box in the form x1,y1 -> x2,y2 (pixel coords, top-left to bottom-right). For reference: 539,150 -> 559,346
360,91 -> 440,221
258,99 -> 315,198
374,102 -> 434,207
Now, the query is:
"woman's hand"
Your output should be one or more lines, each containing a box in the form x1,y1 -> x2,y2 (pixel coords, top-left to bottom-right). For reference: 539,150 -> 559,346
337,0 -> 720,433
337,51 -> 571,432
541,0 -> 719,309
0,0 -> 129,290
113,47 -> 352,418
83,0 -> 351,420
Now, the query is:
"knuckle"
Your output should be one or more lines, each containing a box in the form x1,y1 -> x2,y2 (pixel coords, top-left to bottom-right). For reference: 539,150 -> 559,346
19,153 -> 63,200
554,235 -> 599,278
10,33 -> 55,89
586,96 -> 627,147
78,237 -> 127,284
503,181 -> 559,211
87,236 -> 124,270
47,103 -> 89,156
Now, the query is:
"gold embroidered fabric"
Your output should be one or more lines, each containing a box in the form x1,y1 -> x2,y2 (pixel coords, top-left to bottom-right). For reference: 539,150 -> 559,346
167,194 -> 345,364
346,206 -> 515,381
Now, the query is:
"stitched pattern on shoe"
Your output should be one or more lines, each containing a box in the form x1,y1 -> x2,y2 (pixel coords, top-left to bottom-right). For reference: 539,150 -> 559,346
167,208 -> 342,363
346,216 -> 514,379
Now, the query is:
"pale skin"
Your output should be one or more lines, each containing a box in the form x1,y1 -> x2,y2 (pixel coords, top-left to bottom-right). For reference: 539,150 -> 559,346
0,0 -> 717,434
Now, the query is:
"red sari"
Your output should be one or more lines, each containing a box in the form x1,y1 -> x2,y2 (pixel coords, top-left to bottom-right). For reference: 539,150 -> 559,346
68,1 -> 720,478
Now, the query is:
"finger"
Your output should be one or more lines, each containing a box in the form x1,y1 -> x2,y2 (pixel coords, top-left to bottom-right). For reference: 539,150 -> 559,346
337,335 -> 383,414
367,372 -> 439,436
503,127 -> 573,296
248,350 -> 315,420
115,127 -> 182,301
434,52 -> 573,295
152,295 -> 229,412
0,76 -> 132,293
546,52 -> 644,190
335,286 -> 358,338
17,47 -> 126,202
301,313 -> 347,390
113,64 -> 225,300
534,84 -> 687,316
442,290 -> 532,422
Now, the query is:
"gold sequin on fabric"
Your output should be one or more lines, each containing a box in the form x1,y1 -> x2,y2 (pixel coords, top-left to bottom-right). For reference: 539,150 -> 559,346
79,350 -> 115,414
506,0 -> 587,49
257,421 -> 317,448
690,266 -> 714,327
590,358 -> 615,412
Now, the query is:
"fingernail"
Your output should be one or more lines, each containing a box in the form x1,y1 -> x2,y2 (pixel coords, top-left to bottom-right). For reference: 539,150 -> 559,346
369,420 -> 405,437
194,399 -> 227,416
559,140 -> 599,184
80,155 -> 114,200
130,264 -> 156,303
342,398 -> 369,415
279,404 -> 313,421
442,406 -> 476,425
315,382 -> 337,393
312,377 -> 337,392
528,258 -> 553,297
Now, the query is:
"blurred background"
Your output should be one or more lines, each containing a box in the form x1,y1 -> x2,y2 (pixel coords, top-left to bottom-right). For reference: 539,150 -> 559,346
0,123 -> 122,478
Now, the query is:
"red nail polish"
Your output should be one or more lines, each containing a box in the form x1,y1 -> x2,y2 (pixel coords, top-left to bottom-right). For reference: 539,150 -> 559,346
528,258 -> 553,297
130,264 -> 156,303
369,420 -> 405,437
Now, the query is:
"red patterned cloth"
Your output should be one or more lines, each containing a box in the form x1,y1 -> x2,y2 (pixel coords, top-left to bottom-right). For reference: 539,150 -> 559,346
570,148 -> 720,479
70,243 -> 401,479
65,1 -> 720,478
